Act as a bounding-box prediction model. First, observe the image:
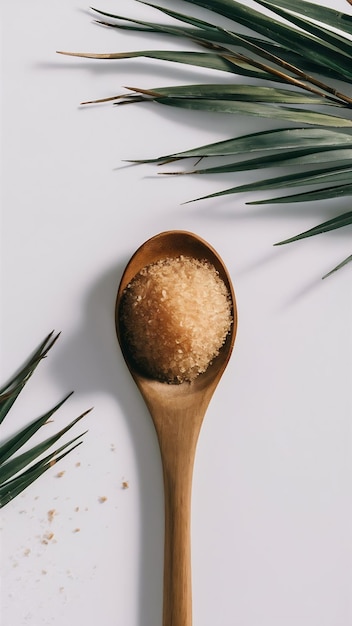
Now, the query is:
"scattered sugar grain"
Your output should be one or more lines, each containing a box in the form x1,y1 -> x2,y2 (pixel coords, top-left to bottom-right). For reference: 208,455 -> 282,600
41,531 -> 55,545
47,509 -> 56,523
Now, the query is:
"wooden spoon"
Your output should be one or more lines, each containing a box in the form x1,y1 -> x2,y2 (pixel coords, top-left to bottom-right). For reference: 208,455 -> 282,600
115,231 -> 237,626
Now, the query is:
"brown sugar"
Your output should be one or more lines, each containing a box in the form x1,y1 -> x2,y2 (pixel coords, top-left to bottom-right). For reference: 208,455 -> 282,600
119,255 -> 233,383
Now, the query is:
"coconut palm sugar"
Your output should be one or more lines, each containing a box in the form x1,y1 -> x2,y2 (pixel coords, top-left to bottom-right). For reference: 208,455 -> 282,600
119,255 -> 233,383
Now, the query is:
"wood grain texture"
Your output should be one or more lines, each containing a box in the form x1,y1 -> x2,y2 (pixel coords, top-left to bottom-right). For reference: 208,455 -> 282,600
116,231 -> 237,626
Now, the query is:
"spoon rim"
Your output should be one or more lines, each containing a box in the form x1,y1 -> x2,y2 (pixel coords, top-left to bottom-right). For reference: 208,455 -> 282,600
115,230 -> 237,388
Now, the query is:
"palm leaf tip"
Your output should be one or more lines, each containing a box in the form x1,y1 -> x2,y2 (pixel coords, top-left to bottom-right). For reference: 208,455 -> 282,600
0,332 -> 90,507
322,254 -> 352,278
274,210 -> 352,245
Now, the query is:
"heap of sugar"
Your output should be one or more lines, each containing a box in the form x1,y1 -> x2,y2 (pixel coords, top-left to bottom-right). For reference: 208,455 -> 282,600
119,255 -> 232,383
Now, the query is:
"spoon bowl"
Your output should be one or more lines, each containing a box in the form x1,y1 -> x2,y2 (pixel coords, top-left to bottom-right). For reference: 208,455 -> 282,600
115,231 -> 237,626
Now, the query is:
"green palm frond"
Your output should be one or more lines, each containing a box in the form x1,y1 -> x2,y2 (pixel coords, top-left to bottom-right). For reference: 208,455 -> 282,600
58,0 -> 352,275
0,331 -> 90,507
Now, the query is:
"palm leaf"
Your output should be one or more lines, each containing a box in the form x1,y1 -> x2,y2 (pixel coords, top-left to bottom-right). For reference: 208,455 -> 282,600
146,0 -> 352,78
164,147 -> 352,176
0,393 -> 75,465
323,254 -> 352,279
256,0 -> 352,57
59,0 -> 352,275
114,86 -> 351,127
87,3 -> 352,101
257,0 -> 352,37
61,49 -> 247,76
0,333 -> 90,507
127,127 -> 352,162
153,97 -> 349,126
117,83 -> 341,104
0,442 -> 83,508
88,10 -> 349,82
63,4 -> 352,92
0,411 -> 89,485
142,0 -> 352,77
275,210 -> 352,243
187,164 -> 352,202
248,182 -> 352,204
0,331 -> 59,425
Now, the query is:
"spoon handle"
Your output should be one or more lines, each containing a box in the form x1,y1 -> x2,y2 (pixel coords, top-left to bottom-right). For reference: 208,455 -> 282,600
135,374 -> 215,626
161,440 -> 194,626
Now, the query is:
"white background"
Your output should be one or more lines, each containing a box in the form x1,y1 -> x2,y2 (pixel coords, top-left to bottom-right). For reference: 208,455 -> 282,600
1,1 -> 351,625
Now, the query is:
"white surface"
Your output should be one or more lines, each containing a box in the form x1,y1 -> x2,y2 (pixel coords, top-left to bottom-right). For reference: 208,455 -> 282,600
1,1 -> 352,625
